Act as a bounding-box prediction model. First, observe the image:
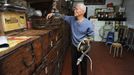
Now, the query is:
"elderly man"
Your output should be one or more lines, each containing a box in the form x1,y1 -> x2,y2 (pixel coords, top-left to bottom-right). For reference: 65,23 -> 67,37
47,3 -> 94,75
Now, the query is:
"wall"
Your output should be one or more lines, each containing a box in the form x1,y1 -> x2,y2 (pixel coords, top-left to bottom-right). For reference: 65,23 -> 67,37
73,0 -> 134,28
124,0 -> 134,28
72,0 -> 122,17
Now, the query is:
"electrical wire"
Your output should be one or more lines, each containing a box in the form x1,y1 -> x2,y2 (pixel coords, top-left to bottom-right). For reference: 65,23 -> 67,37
77,38 -> 93,72
81,49 -> 93,71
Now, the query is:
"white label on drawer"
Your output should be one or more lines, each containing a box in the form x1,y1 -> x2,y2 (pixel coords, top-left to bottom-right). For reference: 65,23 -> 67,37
56,36 -> 58,41
50,41 -> 53,47
58,63 -> 60,68
45,67 -> 48,74
57,51 -> 59,55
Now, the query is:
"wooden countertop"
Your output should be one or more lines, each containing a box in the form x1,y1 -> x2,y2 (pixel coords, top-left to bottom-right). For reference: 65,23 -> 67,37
17,29 -> 51,36
0,36 -> 39,59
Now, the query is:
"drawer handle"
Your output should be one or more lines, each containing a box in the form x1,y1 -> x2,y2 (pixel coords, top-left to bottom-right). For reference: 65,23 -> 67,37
22,57 -> 35,68
47,41 -> 53,49
22,44 -> 35,68
50,41 -> 53,47
48,32 -> 52,36
56,36 -> 58,41
48,41 -> 53,48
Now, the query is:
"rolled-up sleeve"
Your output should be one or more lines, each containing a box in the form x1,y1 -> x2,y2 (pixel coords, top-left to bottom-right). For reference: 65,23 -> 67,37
87,27 -> 94,36
86,22 -> 94,37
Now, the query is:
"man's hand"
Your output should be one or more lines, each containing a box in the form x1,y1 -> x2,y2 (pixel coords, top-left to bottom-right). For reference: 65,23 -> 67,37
46,13 -> 54,19
81,38 -> 93,46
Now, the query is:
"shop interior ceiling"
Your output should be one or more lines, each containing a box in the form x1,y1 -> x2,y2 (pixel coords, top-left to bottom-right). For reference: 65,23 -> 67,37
26,0 -> 53,10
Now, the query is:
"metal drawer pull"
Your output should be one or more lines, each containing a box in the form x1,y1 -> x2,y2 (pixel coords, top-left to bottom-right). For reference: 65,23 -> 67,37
22,57 -> 34,68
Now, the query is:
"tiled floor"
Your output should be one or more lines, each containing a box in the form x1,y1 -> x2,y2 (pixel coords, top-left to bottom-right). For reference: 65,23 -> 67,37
61,42 -> 134,75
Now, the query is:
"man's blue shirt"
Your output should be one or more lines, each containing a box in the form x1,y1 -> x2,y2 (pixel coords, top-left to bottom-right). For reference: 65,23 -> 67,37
63,16 -> 94,47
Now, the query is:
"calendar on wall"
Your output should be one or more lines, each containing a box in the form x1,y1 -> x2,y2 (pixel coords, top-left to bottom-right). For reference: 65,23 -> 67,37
84,0 -> 106,5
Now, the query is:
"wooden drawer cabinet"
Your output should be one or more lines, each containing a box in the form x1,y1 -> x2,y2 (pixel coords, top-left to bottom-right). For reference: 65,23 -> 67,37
0,20 -> 69,75
18,29 -> 53,62
0,43 -> 35,75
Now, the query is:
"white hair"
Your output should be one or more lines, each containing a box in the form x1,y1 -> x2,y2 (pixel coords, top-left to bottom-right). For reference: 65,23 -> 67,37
74,3 -> 86,13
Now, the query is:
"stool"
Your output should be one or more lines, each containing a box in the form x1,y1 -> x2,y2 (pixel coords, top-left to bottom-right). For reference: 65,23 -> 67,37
110,43 -> 123,57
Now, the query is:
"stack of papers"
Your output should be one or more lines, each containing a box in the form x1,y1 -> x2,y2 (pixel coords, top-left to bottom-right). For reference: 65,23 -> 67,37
0,36 -> 9,48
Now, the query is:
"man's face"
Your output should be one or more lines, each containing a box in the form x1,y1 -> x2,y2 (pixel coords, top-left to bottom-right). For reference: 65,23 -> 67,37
73,6 -> 84,17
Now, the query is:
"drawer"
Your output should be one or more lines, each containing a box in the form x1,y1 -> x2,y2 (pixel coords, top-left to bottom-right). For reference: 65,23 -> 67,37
56,38 -> 64,56
44,62 -> 57,75
45,46 -> 58,64
54,61 -> 63,75
44,26 -> 62,46
33,64 -> 47,75
33,59 -> 56,75
38,69 -> 46,75
18,29 -> 53,56
57,29 -> 63,41
0,44 -> 35,75
42,31 -> 53,55
32,38 -> 43,67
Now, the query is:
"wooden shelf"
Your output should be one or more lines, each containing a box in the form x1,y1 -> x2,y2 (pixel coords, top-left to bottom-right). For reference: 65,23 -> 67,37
98,17 -> 127,21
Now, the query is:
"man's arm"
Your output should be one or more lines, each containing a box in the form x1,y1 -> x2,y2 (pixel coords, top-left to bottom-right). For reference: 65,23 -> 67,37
46,13 -> 63,19
85,22 -> 94,43
46,13 -> 72,24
